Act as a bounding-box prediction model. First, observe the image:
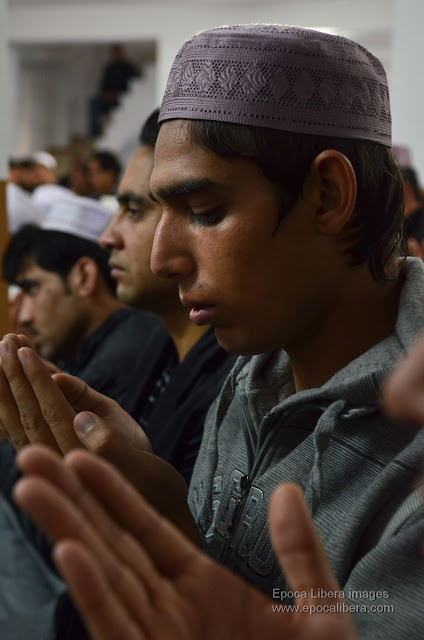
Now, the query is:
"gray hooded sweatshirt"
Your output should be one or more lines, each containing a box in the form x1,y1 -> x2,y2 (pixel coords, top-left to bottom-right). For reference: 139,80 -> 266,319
189,257 -> 424,639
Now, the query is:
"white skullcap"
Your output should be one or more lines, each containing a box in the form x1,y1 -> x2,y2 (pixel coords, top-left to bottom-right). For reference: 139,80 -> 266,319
99,194 -> 120,214
32,151 -> 58,171
8,284 -> 22,303
41,196 -> 113,243
6,182 -> 46,234
32,184 -> 76,215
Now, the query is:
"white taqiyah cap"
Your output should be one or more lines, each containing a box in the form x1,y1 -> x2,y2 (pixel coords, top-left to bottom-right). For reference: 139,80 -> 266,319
32,151 -> 58,171
41,196 -> 113,243
99,194 -> 120,214
32,184 -> 76,215
6,183 -> 46,234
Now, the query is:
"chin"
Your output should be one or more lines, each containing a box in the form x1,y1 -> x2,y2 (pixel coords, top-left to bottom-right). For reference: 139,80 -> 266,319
214,327 -> 270,356
117,287 -> 138,306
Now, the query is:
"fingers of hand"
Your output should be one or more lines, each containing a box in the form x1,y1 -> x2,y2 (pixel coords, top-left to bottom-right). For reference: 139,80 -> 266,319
14,446 -> 161,629
54,374 -> 109,417
17,347 -> 81,452
16,333 -> 36,350
66,449 -> 198,578
55,375 -> 151,454
3,333 -> 25,349
0,340 -> 32,450
3,343 -> 80,453
54,541 -> 144,640
269,484 -> 342,608
73,412 -> 117,457
73,410 -> 151,462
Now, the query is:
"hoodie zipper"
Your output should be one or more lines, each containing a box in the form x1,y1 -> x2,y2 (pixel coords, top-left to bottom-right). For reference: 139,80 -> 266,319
222,397 -> 332,557
224,400 -> 290,538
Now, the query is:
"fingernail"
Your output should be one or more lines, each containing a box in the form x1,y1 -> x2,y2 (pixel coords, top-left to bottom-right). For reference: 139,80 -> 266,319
74,412 -> 95,435
17,348 -> 27,364
0,341 -> 8,357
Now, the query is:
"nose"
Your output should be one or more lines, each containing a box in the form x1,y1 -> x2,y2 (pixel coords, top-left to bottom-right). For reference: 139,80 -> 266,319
99,214 -> 123,251
16,295 -> 33,327
151,213 -> 194,281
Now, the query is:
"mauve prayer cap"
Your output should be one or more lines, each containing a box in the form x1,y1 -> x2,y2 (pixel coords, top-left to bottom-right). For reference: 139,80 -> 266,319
41,196 -> 113,243
159,24 -> 391,146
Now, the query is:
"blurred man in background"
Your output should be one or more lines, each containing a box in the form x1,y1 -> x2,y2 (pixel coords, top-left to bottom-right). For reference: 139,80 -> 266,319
88,150 -> 121,198
2,196 -> 163,408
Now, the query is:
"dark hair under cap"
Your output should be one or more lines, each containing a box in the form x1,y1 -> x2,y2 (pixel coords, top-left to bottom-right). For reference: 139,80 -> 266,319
139,108 -> 160,147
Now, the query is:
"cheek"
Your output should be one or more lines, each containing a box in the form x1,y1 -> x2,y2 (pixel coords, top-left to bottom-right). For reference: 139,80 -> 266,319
132,248 -> 152,280
38,288 -> 67,321
43,291 -> 64,310
132,227 -> 156,271
34,296 -> 54,321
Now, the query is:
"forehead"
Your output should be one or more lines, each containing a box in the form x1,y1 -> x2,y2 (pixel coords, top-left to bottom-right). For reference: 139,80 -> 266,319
17,259 -> 59,283
151,120 -> 231,191
118,145 -> 154,195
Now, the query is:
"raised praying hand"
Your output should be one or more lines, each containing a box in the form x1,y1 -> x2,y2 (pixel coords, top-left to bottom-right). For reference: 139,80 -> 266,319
14,445 -> 359,640
0,333 -> 195,537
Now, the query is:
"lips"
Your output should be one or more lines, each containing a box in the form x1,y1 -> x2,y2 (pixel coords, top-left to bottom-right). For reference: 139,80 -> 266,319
188,305 -> 217,326
109,261 -> 126,279
110,267 -> 126,279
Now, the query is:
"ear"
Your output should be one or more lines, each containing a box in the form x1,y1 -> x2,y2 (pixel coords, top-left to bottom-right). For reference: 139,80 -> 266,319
307,149 -> 357,235
67,257 -> 99,298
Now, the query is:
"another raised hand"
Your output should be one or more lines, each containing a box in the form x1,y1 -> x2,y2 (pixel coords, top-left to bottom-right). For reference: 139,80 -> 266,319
408,238 -> 424,260
0,334 -> 80,451
382,333 -> 424,425
14,445 -> 359,640
0,333 -> 195,536
0,333 -> 151,455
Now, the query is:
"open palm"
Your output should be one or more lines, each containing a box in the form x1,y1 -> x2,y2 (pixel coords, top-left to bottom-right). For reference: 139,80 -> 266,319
14,446 -> 358,640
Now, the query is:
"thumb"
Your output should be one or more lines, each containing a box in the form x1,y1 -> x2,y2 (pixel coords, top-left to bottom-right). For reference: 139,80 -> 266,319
73,411 -> 151,492
54,374 -> 105,414
73,412 -> 115,456
269,483 -> 343,608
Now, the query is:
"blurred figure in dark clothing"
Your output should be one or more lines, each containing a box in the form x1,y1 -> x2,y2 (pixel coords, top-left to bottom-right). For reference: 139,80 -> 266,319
89,44 -> 140,137
100,44 -> 140,98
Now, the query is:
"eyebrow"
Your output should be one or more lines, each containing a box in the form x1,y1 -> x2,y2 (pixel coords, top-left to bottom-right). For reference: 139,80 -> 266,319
16,277 -> 37,290
149,178 -> 218,204
117,190 -> 153,207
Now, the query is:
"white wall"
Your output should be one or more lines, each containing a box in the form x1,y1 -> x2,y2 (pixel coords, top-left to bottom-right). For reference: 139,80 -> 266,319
391,0 -> 424,179
0,0 -> 12,176
8,0 -> 395,99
